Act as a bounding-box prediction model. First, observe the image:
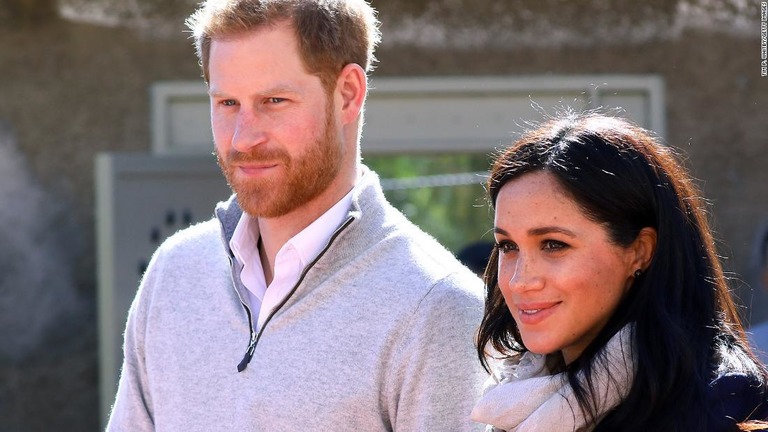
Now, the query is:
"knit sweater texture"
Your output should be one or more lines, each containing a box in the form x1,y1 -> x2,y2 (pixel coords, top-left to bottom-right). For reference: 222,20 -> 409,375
107,169 -> 488,431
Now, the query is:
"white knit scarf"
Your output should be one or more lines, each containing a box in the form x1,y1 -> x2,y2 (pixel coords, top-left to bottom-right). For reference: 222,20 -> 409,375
471,325 -> 635,432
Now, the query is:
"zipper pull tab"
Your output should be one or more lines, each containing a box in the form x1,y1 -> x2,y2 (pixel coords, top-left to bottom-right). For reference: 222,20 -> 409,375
237,331 -> 257,372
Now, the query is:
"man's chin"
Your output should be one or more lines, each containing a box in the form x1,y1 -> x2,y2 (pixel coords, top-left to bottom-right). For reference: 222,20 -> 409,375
234,190 -> 294,219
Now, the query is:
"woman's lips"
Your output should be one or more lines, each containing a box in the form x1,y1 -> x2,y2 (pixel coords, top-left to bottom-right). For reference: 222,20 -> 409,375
515,302 -> 561,325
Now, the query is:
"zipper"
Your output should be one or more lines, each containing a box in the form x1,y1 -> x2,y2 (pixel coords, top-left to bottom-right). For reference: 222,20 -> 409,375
218,214 -> 260,373
225,252 -> 257,372
235,215 -> 355,372
237,326 -> 257,372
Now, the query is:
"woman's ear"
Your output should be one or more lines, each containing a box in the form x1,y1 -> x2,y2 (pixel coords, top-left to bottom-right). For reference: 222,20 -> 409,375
631,227 -> 657,273
335,63 -> 367,125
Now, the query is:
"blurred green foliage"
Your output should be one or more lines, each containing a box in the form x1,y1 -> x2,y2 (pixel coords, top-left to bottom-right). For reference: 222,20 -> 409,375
363,152 -> 494,253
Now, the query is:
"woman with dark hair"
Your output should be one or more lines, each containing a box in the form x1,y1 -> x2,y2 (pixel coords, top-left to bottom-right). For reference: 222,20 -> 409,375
471,112 -> 768,431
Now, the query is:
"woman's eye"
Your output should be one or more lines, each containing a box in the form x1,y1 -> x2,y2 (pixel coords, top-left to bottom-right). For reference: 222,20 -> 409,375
495,241 -> 518,254
542,240 -> 567,251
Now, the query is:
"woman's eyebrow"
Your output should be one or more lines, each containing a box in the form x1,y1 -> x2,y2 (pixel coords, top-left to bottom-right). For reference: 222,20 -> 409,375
528,226 -> 576,237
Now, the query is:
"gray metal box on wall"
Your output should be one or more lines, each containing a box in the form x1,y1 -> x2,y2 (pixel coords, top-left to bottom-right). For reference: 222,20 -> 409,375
95,153 -> 231,425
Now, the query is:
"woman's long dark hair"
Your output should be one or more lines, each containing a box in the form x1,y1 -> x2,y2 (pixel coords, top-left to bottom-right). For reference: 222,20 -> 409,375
476,112 -> 768,430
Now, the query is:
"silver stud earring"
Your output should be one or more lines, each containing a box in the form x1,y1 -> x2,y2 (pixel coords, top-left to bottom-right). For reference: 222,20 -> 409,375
634,269 -> 642,278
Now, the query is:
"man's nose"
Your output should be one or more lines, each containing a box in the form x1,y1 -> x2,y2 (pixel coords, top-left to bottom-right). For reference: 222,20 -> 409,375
231,109 -> 268,153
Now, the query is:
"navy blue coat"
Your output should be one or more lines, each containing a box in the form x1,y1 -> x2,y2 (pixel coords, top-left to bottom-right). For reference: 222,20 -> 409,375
706,372 -> 768,431
594,361 -> 767,430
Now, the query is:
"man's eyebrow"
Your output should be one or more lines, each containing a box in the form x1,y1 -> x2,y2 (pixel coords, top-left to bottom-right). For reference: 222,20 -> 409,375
208,85 -> 300,98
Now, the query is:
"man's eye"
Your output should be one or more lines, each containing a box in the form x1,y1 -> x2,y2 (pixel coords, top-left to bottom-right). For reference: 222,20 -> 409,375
221,99 -> 237,106
267,97 -> 286,104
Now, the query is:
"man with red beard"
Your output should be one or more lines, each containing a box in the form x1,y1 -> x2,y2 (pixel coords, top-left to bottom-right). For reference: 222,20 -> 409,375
106,1 -> 487,431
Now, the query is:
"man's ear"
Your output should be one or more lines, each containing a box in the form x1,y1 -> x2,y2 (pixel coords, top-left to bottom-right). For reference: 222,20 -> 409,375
335,63 -> 367,125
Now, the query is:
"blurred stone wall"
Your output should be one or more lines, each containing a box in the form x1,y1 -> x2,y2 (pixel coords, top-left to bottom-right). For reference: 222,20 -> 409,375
0,9 -> 201,431
0,0 -> 765,430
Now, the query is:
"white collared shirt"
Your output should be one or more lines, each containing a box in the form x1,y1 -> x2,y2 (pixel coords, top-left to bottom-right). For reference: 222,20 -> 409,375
229,188 -> 355,330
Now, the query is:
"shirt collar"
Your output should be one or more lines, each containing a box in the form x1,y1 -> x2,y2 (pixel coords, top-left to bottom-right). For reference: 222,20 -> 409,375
229,178 -> 359,275
287,186 -> 354,266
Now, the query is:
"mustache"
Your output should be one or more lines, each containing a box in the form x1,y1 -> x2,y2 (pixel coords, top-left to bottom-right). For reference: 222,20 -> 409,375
219,148 -> 290,164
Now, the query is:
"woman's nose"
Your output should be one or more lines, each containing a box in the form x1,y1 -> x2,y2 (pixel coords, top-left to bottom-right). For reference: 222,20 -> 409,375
503,255 -> 544,293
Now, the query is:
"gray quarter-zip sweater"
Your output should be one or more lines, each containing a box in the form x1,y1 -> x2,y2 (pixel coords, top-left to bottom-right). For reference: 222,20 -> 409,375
107,168 -> 488,431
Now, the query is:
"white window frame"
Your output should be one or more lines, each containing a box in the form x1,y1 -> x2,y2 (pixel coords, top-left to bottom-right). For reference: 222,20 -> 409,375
150,75 -> 665,155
